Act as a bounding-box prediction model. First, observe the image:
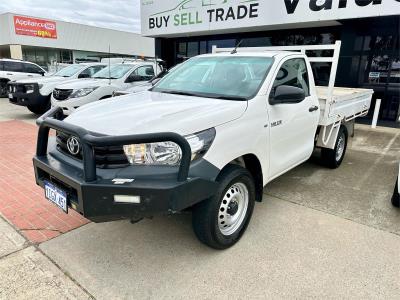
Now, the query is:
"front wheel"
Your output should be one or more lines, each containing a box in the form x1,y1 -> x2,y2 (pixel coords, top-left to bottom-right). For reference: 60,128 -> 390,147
321,125 -> 348,169
192,165 -> 256,250
392,177 -> 399,208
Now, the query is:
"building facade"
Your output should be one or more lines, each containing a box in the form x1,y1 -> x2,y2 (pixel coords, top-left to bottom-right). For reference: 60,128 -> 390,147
141,0 -> 400,126
0,13 -> 155,70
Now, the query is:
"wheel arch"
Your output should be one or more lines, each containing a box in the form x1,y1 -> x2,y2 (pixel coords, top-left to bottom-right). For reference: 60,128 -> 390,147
221,154 -> 264,202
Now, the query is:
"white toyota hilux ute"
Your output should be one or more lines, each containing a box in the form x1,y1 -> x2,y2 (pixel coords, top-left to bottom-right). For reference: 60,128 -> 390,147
51,62 -> 162,115
8,63 -> 107,114
33,42 -> 373,249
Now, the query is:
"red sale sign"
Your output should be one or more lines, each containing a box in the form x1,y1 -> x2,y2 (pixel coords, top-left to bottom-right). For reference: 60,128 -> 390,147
14,15 -> 57,39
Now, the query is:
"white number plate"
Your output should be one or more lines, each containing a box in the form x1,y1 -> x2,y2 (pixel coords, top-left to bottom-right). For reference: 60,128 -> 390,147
44,181 -> 68,213
8,93 -> 13,99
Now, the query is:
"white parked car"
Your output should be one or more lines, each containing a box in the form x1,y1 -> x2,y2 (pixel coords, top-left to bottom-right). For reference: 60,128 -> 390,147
33,42 -> 373,249
8,63 -> 107,114
51,62 -> 162,115
0,59 -> 46,97
392,163 -> 400,207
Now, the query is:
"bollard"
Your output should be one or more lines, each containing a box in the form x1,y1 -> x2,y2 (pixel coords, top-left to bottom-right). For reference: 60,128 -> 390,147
371,98 -> 381,129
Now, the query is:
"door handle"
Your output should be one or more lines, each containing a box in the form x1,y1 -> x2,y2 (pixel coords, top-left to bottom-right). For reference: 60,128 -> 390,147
309,105 -> 319,112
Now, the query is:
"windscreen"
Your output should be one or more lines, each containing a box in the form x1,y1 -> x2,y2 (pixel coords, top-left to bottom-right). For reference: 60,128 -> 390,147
93,64 -> 133,79
152,56 -> 274,100
54,65 -> 83,77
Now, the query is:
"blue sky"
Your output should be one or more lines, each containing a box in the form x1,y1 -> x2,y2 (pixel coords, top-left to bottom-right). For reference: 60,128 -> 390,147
0,0 -> 142,33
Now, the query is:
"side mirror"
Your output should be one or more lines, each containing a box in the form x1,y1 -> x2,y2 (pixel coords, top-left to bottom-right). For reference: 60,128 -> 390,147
126,74 -> 142,83
270,85 -> 305,105
78,73 -> 90,79
40,71 -> 46,76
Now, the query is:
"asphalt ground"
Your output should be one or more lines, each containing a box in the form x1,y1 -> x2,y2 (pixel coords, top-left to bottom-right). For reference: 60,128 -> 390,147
0,98 -> 399,299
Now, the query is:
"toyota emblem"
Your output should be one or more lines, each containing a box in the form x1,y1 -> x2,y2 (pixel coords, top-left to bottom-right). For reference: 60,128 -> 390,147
67,136 -> 80,156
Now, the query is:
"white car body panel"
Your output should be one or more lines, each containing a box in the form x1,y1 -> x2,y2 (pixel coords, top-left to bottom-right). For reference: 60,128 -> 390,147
66,91 -> 247,136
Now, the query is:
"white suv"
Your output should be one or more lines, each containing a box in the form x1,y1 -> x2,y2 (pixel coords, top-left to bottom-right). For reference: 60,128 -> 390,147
0,59 -> 46,97
51,62 -> 162,115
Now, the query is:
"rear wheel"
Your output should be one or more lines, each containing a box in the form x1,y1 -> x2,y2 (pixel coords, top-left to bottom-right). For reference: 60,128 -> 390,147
321,125 -> 348,169
392,177 -> 399,208
27,96 -> 51,115
192,165 -> 256,250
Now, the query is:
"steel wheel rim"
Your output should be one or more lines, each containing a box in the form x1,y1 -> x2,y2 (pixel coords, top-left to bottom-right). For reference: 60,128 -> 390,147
336,132 -> 345,162
218,182 -> 249,236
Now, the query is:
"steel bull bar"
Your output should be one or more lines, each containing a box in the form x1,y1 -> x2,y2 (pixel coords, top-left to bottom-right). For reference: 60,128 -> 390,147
36,107 -> 192,182
34,107 -> 218,222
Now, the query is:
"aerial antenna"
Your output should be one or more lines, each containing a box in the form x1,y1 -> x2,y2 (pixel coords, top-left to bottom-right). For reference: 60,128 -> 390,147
154,55 -> 158,77
108,45 -> 111,85
231,39 -> 243,54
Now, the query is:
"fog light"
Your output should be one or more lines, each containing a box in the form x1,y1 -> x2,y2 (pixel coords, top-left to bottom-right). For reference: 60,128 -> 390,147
114,195 -> 141,204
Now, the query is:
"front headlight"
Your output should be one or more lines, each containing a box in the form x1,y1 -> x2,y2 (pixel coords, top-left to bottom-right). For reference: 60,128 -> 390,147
70,87 -> 99,98
123,128 -> 216,166
25,84 -> 35,94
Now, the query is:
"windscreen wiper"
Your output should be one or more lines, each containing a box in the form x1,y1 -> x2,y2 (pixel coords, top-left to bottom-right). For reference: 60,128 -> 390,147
211,95 -> 247,101
160,90 -> 202,97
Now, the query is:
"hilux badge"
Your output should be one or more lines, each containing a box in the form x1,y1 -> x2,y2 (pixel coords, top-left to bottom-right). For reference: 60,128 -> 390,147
67,136 -> 80,155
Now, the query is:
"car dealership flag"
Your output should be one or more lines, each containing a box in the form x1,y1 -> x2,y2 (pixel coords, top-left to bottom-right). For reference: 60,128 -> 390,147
14,15 -> 57,39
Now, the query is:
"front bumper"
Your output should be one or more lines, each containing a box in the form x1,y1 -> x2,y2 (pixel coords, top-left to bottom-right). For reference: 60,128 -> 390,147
51,95 -> 93,115
33,107 -> 219,222
8,83 -> 47,107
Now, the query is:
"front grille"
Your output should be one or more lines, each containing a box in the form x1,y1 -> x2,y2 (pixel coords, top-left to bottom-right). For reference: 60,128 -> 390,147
56,132 -> 129,169
8,83 -> 29,93
53,89 -> 73,101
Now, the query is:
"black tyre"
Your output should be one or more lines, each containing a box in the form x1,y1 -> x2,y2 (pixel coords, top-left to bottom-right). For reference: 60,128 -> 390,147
192,164 -> 256,250
0,80 -> 8,98
27,97 -> 51,115
321,125 -> 348,169
392,177 -> 399,208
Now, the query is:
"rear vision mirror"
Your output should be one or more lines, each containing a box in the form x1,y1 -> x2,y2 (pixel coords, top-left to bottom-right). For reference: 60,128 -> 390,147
270,85 -> 305,105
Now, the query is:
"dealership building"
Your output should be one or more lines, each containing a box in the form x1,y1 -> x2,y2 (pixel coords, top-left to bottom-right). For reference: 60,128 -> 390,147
141,0 -> 400,126
0,13 -> 155,70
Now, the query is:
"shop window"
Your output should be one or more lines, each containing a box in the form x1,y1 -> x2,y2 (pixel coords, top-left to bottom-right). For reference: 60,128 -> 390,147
241,37 -> 272,47
364,54 -> 391,84
200,41 -> 207,54
187,42 -> 199,58
389,56 -> 400,84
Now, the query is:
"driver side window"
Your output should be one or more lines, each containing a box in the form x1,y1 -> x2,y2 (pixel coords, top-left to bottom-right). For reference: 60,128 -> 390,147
270,58 -> 310,100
